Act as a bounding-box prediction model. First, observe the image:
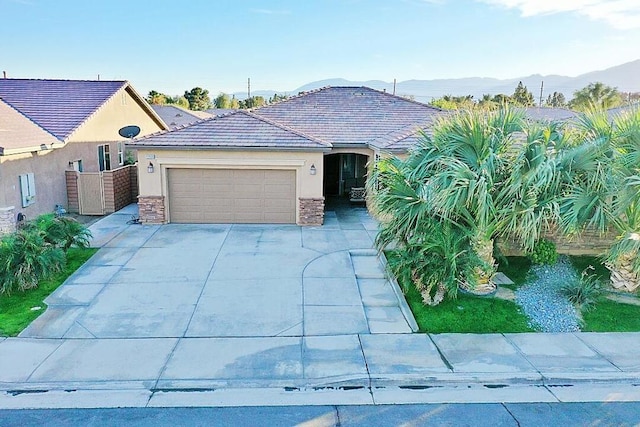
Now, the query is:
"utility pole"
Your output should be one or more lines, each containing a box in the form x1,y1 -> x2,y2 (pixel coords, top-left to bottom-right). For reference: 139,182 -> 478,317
539,81 -> 544,106
247,78 -> 251,100
393,78 -> 396,96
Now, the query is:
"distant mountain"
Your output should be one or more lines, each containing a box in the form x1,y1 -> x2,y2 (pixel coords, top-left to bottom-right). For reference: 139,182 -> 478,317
234,59 -> 640,102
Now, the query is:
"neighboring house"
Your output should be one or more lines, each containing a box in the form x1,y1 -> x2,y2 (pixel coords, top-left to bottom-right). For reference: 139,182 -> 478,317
205,108 -> 239,117
607,104 -> 640,121
132,86 -> 446,226
151,105 -> 212,129
0,79 -> 168,233
518,106 -> 578,123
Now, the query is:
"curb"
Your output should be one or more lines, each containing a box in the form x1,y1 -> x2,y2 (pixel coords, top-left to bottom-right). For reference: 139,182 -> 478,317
377,251 -> 420,332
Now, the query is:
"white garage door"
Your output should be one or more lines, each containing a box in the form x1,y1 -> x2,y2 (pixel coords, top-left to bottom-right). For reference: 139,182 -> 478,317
168,168 -> 296,224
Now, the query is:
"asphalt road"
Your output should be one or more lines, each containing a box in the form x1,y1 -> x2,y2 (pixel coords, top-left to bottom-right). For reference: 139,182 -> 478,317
1,402 -> 639,426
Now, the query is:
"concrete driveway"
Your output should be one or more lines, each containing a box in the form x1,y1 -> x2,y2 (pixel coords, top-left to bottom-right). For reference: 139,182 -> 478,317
21,205 -> 414,339
3,205 -> 640,405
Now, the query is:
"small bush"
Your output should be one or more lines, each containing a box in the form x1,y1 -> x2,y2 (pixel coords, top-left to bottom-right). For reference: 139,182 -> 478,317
0,228 -> 65,295
529,239 -> 558,265
0,212 -> 90,296
386,221 -> 483,306
561,267 -> 602,312
26,214 -> 92,252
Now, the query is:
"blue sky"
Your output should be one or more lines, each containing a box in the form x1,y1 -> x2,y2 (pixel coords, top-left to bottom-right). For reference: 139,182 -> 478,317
1,0 -> 639,97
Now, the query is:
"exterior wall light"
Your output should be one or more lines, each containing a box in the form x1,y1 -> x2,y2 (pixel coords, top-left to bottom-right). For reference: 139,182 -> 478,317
147,162 -> 155,173
309,164 -> 316,175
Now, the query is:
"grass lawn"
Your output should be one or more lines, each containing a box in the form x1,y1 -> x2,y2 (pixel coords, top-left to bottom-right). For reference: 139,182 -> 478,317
582,298 -> 640,332
497,256 -> 532,286
569,255 -> 611,281
386,251 -> 533,333
404,283 -> 534,333
391,250 -> 640,333
0,247 -> 97,337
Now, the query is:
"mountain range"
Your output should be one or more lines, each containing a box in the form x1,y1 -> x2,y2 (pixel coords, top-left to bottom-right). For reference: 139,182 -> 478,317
235,59 -> 640,103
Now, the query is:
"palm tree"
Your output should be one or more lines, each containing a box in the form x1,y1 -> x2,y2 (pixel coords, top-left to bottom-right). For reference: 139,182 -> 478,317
498,120 -> 569,250
370,155 -> 483,303
569,82 -> 623,112
371,108 -> 566,295
560,107 -> 640,291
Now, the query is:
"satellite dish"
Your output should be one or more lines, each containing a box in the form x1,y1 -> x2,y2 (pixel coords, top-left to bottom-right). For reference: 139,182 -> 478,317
118,125 -> 141,139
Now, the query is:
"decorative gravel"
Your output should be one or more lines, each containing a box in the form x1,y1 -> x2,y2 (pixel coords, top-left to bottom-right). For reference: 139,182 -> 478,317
515,256 -> 582,332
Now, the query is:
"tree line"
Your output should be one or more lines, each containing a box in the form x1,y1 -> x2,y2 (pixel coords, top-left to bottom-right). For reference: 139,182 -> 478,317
146,88 -> 290,111
147,82 -> 638,113
429,81 -> 639,112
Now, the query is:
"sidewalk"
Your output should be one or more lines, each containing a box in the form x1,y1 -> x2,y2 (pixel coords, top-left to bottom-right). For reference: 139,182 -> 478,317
0,206 -> 639,408
1,331 -> 639,409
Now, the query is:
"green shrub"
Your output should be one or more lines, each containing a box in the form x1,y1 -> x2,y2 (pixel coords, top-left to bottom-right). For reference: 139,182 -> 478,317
386,220 -> 483,306
529,238 -> 558,265
561,267 -> 603,312
26,214 -> 92,252
0,228 -> 65,295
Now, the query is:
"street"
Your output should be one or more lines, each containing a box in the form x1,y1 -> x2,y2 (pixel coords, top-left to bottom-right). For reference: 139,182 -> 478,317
1,402 -> 639,426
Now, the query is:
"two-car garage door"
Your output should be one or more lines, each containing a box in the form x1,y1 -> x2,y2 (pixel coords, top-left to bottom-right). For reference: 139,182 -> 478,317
168,169 -> 296,224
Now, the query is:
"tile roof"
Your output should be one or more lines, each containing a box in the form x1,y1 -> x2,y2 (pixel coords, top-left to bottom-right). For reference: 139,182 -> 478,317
0,78 -> 127,141
607,104 -> 640,121
253,86 -> 446,148
205,108 -> 239,116
369,123 -> 433,152
0,98 -> 59,155
517,107 -> 578,123
151,105 -> 212,129
132,110 -> 331,150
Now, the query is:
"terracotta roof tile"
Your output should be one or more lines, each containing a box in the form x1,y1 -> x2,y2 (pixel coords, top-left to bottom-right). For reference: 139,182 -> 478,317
151,105 -> 212,129
132,110 -> 331,150
517,106 -> 578,123
253,86 -> 447,148
0,78 -> 127,141
607,104 -> 640,121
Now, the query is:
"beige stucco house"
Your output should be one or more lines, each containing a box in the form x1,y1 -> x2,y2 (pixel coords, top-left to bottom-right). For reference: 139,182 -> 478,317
0,79 -> 168,233
132,87 -> 445,226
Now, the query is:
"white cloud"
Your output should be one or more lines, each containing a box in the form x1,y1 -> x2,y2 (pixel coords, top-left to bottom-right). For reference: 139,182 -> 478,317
478,0 -> 640,29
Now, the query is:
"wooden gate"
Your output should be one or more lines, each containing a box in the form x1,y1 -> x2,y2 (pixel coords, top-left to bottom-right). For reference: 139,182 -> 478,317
66,165 -> 138,216
77,172 -> 105,215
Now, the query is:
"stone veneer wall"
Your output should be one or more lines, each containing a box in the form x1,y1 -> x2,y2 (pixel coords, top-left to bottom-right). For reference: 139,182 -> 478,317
500,228 -> 617,256
138,195 -> 165,224
298,197 -> 325,226
0,206 -> 16,235
103,165 -> 136,214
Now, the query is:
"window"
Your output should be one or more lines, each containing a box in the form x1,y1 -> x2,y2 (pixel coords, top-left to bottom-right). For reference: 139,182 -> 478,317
71,160 -> 83,172
98,144 -> 111,171
117,142 -> 124,166
19,173 -> 36,207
